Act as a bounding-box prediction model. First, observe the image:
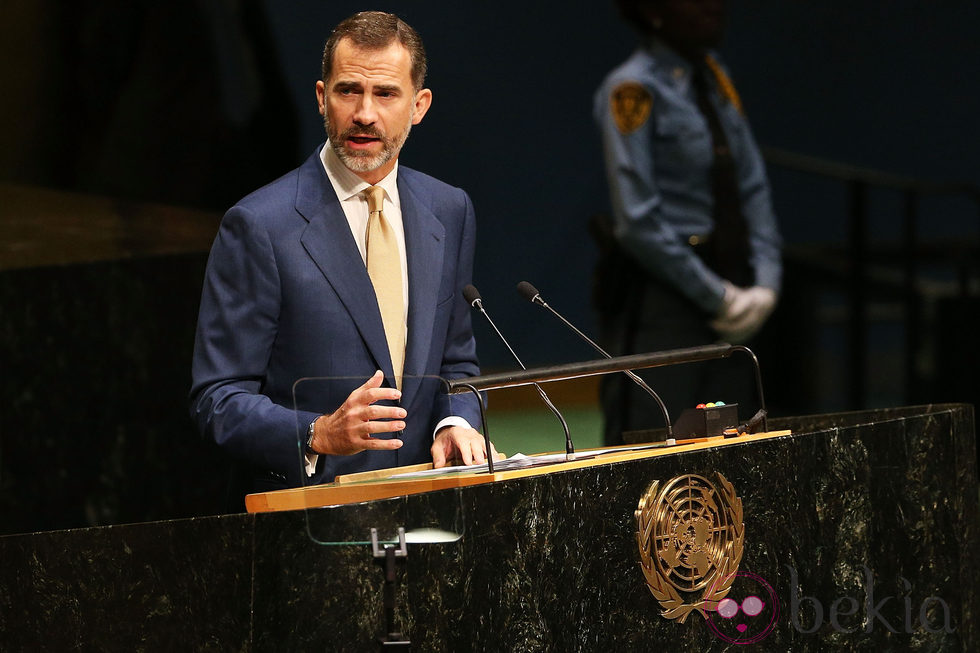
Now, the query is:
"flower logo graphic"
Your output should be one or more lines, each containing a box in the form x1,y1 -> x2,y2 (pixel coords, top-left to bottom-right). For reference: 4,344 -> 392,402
703,570 -> 780,644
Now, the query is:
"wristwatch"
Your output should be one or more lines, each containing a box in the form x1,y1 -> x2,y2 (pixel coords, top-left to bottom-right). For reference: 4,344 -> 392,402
306,417 -> 319,455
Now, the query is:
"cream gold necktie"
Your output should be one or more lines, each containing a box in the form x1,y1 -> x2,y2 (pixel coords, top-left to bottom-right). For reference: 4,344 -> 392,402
364,185 -> 405,389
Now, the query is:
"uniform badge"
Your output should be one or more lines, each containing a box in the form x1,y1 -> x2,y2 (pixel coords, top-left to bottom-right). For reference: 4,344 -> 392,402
610,82 -> 652,134
635,472 -> 744,622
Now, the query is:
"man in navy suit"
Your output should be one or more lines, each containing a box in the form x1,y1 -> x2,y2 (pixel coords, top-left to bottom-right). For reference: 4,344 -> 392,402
190,11 -> 495,495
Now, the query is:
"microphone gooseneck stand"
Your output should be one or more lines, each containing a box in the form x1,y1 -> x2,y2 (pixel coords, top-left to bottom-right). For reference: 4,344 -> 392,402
516,281 -> 674,439
463,284 -> 575,460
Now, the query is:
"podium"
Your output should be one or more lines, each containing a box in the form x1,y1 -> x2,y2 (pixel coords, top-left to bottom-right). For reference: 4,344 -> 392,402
1,403 -> 977,650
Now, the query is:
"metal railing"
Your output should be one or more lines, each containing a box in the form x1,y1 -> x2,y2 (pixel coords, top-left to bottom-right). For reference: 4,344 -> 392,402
763,147 -> 980,408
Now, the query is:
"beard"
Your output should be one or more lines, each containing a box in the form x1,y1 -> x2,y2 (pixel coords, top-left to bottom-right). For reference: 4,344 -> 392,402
325,114 -> 413,174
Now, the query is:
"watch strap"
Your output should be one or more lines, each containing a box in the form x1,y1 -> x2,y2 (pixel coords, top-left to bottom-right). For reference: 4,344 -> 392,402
306,417 -> 319,455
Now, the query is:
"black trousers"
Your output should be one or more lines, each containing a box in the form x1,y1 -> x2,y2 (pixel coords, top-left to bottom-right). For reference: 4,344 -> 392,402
597,276 -> 760,446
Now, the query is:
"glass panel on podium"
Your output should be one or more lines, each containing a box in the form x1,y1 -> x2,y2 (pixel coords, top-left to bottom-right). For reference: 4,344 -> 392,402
287,368 -> 679,546
292,374 -> 482,547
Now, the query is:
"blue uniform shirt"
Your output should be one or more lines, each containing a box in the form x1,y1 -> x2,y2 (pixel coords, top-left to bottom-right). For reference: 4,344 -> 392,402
594,39 -> 782,315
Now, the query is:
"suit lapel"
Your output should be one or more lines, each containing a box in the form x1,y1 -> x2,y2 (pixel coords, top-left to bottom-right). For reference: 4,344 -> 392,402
296,151 -> 394,379
399,174 -> 445,407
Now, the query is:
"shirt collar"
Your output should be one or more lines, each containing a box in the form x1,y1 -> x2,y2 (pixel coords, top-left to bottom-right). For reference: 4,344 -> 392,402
644,37 -> 709,79
320,141 -> 400,207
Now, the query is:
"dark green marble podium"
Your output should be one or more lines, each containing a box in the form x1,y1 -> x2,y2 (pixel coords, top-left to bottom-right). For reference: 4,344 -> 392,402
1,404 -> 977,651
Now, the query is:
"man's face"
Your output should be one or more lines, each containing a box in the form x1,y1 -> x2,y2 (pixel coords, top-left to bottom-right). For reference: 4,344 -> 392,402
316,38 -> 432,184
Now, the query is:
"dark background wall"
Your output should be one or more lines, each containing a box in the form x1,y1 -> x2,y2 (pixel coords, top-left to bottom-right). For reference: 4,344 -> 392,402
1,1 -> 977,533
4,1 -> 978,360
256,1 -> 980,365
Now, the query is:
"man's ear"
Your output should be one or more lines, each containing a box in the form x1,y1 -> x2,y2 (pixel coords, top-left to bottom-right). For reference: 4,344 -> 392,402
315,80 -> 326,115
411,88 -> 433,125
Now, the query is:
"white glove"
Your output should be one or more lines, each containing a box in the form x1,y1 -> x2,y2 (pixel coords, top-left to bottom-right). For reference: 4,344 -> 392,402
710,282 -> 777,344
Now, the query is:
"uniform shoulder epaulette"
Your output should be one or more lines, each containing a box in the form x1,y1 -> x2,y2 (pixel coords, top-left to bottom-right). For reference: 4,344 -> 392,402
705,55 -> 744,115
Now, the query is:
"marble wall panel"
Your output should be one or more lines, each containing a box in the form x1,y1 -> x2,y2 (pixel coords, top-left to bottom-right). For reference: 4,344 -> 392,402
0,515 -> 252,651
1,254 -> 231,536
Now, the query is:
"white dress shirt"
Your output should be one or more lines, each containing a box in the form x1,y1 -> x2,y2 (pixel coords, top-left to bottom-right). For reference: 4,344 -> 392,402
320,143 -> 409,328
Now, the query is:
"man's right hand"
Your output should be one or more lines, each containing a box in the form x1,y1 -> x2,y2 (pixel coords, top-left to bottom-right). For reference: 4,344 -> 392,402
308,370 -> 406,456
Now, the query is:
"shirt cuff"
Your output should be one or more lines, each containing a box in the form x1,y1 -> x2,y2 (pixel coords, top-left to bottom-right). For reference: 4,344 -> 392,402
432,416 -> 473,440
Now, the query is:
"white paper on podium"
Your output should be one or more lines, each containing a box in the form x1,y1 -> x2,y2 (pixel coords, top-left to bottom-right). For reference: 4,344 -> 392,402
388,453 -> 553,478
389,443 -> 667,479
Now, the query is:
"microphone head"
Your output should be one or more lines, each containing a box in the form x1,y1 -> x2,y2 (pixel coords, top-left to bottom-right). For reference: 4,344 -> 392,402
462,284 -> 482,307
516,281 -> 543,305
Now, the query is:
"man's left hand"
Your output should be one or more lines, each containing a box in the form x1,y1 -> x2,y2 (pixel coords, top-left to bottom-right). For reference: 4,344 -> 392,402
431,426 -> 501,468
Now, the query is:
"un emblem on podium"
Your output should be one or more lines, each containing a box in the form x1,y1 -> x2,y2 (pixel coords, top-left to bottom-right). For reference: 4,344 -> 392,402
635,473 -> 744,622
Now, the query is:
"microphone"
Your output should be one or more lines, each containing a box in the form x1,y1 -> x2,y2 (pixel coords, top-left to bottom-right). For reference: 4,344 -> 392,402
463,284 -> 576,459
516,281 -> 674,440
462,284 -> 484,310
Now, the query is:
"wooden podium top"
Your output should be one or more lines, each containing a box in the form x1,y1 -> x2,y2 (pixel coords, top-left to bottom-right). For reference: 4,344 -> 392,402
244,430 -> 791,514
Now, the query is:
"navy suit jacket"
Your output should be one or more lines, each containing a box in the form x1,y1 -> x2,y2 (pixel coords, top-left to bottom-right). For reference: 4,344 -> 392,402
190,146 -> 482,490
